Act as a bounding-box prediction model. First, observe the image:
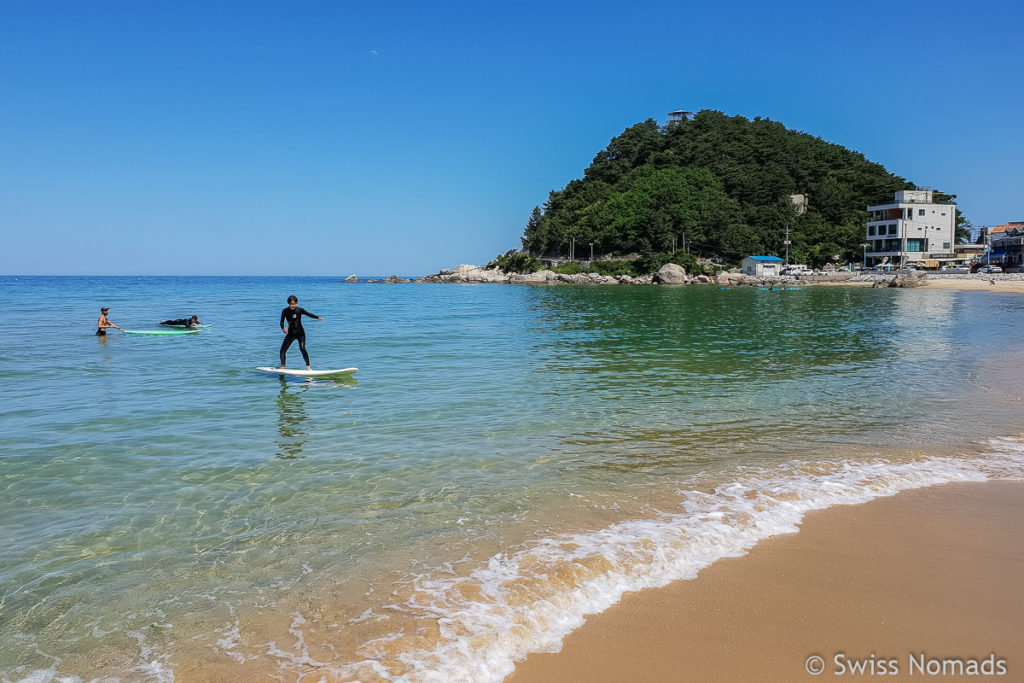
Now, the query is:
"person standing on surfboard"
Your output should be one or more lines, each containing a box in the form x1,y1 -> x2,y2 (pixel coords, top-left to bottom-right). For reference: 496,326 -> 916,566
96,306 -> 123,335
278,295 -> 323,371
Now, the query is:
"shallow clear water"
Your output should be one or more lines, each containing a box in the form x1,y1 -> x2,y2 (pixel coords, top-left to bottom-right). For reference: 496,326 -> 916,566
2,277 -> 1023,681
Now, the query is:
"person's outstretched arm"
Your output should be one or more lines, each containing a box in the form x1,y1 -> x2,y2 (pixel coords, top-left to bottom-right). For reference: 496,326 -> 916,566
302,308 -> 324,321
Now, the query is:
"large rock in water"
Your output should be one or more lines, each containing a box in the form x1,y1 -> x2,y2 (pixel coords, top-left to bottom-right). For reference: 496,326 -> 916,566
655,263 -> 687,285
888,271 -> 928,288
344,274 -> 358,282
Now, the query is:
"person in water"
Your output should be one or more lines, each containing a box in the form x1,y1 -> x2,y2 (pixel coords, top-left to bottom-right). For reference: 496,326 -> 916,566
96,307 -> 123,335
159,315 -> 202,327
278,295 -> 324,370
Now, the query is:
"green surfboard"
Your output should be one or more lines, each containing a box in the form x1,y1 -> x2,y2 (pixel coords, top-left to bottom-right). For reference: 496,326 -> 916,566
123,329 -> 201,335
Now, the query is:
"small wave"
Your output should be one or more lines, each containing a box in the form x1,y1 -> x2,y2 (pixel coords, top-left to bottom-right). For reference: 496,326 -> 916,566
11,440 -> 1024,683
334,438 -> 1024,682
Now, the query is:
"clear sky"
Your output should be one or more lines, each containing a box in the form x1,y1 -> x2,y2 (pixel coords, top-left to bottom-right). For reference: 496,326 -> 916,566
2,0 -> 1021,276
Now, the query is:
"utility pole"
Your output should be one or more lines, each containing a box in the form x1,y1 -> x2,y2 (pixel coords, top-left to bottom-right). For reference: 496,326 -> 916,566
682,231 -> 688,254
671,237 -> 677,254
783,224 -> 791,265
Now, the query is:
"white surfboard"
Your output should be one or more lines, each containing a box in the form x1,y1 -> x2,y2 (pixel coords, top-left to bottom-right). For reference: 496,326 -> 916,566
257,366 -> 358,377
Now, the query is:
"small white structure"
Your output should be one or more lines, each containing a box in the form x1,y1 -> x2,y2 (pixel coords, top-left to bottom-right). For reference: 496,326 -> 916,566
866,188 -> 956,267
667,109 -> 693,124
741,255 -> 784,277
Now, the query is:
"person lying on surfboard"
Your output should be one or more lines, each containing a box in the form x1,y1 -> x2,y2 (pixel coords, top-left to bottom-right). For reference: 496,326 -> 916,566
96,306 -> 123,335
158,315 -> 203,328
278,295 -> 324,371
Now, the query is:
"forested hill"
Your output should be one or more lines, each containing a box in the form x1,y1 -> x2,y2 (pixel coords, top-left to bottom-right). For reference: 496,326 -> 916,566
520,110 -> 926,267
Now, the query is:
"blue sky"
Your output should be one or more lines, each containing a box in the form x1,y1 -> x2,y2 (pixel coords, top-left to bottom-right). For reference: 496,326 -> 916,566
2,0 -> 1021,275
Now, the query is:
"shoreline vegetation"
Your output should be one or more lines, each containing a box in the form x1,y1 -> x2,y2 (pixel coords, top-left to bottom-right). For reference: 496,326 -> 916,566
415,109 -> 975,296
509,110 -> 969,277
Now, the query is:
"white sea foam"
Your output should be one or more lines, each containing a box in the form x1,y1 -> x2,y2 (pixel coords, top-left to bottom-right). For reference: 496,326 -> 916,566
333,440 -> 1024,682
12,442 -> 1024,683
6,670 -> 81,683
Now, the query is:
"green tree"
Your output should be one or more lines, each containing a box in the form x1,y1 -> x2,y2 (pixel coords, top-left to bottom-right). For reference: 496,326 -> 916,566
518,110 -> 967,272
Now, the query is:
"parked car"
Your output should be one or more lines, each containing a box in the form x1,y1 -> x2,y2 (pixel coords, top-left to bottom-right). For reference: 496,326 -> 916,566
782,265 -> 813,276
938,265 -> 970,274
1004,265 -> 1024,273
977,265 -> 1003,274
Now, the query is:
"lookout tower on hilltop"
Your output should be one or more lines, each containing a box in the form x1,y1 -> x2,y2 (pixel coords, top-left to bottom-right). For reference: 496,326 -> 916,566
667,109 -> 693,124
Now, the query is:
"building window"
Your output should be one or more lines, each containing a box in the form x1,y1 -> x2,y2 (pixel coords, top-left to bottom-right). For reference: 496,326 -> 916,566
919,209 -> 925,216
943,242 -> 950,249
889,224 -> 898,235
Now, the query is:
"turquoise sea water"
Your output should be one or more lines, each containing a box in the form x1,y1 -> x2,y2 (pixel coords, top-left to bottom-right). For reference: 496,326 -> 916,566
2,276 -> 1024,681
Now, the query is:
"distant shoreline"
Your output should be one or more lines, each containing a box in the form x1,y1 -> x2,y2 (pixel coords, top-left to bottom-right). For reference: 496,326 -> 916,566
8,273 -> 1024,294
413,265 -> 1024,293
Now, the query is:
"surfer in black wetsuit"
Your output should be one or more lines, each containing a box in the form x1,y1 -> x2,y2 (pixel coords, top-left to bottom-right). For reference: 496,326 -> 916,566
278,295 -> 324,370
159,315 -> 202,328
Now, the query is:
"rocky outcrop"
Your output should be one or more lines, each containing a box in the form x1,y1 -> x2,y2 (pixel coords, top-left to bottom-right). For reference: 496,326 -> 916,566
344,274 -> 358,282
422,265 -> 510,283
509,269 -> 556,283
888,271 -> 928,288
551,272 -> 619,284
421,264 -> 663,286
618,274 -> 653,285
654,263 -> 688,285
381,275 -> 411,283
716,271 -> 750,286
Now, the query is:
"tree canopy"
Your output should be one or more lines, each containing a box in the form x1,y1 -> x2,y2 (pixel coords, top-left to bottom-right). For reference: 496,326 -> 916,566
520,110 -> 964,268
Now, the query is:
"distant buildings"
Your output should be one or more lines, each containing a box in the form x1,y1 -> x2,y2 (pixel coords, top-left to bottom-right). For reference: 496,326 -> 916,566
989,222 -> 1024,267
865,189 -> 956,267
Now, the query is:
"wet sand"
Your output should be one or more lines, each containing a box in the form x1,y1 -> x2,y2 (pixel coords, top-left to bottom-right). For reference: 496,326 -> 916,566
508,481 -> 1024,682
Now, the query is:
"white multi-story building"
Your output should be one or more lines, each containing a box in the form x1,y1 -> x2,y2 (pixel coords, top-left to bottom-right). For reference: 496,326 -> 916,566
865,189 -> 956,267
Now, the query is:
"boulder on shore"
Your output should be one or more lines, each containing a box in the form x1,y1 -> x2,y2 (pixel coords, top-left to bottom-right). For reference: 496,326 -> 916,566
716,271 -> 748,286
888,271 -> 928,288
654,263 -> 687,285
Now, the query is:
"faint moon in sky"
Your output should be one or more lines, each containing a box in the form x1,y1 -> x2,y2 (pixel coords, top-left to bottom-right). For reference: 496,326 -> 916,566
369,49 -> 378,56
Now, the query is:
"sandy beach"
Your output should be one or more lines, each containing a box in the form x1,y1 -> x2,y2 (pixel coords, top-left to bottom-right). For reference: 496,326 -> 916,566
809,275 -> 1024,293
921,277 -> 1024,293
508,481 -> 1024,682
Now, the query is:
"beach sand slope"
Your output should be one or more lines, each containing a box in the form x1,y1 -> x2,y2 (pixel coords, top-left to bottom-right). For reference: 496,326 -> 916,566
508,482 -> 1024,682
